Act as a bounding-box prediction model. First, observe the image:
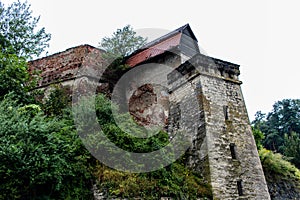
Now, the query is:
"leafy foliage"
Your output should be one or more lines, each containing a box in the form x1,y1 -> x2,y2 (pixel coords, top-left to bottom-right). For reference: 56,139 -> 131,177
94,162 -> 212,199
73,93 -> 175,170
0,50 -> 36,102
0,95 -> 94,199
252,99 -> 300,168
101,57 -> 131,94
0,0 -> 49,102
99,25 -> 147,61
283,132 -> 300,168
95,94 -> 169,153
252,127 -> 264,150
43,85 -> 72,117
259,148 -> 300,180
99,25 -> 147,92
0,0 -> 51,58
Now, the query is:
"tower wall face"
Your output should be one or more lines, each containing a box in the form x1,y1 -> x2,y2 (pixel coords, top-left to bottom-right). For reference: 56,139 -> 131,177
168,54 -> 270,199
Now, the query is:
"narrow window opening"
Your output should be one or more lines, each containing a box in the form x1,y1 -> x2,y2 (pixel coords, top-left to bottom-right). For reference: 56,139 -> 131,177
237,180 -> 243,196
230,143 -> 237,159
172,103 -> 181,129
223,105 -> 229,120
220,69 -> 224,77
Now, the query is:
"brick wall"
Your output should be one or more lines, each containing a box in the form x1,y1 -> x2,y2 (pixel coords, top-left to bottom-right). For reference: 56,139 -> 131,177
29,44 -> 106,88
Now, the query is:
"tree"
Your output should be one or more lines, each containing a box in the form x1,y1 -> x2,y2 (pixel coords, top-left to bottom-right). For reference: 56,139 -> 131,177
99,25 -> 147,61
252,111 -> 266,130
0,0 -> 51,58
0,0 -> 51,101
264,99 -> 300,152
283,132 -> 300,168
0,50 -> 36,102
267,99 -> 300,135
252,99 -> 300,169
252,99 -> 300,153
99,25 -> 147,94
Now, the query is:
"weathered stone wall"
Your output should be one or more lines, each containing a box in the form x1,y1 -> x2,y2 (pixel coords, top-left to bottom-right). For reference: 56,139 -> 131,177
168,54 -> 270,199
112,51 -> 181,127
168,71 -> 210,183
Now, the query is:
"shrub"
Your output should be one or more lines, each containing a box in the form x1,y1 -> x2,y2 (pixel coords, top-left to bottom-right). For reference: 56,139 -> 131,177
94,161 -> 212,199
259,148 -> 300,180
0,95 -> 93,199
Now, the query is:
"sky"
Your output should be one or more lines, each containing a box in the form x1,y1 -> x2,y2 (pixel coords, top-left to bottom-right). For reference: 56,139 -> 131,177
2,0 -> 300,120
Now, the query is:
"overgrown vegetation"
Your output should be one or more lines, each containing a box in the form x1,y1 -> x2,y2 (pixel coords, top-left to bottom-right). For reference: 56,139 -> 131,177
42,85 -> 72,117
91,94 -> 212,199
94,161 -> 212,199
0,49 -> 39,103
99,25 -> 147,92
251,99 -> 300,197
0,1 -> 94,199
252,99 -> 300,169
259,148 -> 300,180
0,94 -> 94,199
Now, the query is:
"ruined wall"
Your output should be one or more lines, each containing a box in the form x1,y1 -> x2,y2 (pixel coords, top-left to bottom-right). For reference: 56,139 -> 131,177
112,51 -> 182,128
168,54 -> 270,199
29,44 -> 106,88
29,45 -> 110,98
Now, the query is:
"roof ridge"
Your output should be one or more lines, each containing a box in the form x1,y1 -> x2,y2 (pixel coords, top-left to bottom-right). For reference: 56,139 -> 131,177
127,24 -> 197,59
142,24 -> 194,49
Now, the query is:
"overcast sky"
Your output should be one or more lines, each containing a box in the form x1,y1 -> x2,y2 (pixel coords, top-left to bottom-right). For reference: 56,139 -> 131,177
2,0 -> 299,120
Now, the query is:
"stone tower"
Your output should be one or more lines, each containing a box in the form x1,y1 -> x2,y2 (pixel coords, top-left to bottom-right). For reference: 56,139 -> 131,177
167,54 -> 270,199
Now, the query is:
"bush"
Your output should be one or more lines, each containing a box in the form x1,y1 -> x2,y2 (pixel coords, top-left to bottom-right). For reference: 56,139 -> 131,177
0,95 -> 94,199
94,161 -> 212,199
252,127 -> 264,150
259,148 -> 300,180
42,85 -> 72,117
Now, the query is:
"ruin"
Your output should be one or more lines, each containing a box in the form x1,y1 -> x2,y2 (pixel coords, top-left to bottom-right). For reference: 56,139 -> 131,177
29,24 -> 271,199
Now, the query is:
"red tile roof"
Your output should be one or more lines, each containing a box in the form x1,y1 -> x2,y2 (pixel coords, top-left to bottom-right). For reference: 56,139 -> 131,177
126,33 -> 182,67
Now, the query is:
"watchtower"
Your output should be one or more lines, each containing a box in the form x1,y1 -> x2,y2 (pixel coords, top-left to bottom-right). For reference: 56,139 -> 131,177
167,53 -> 270,199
